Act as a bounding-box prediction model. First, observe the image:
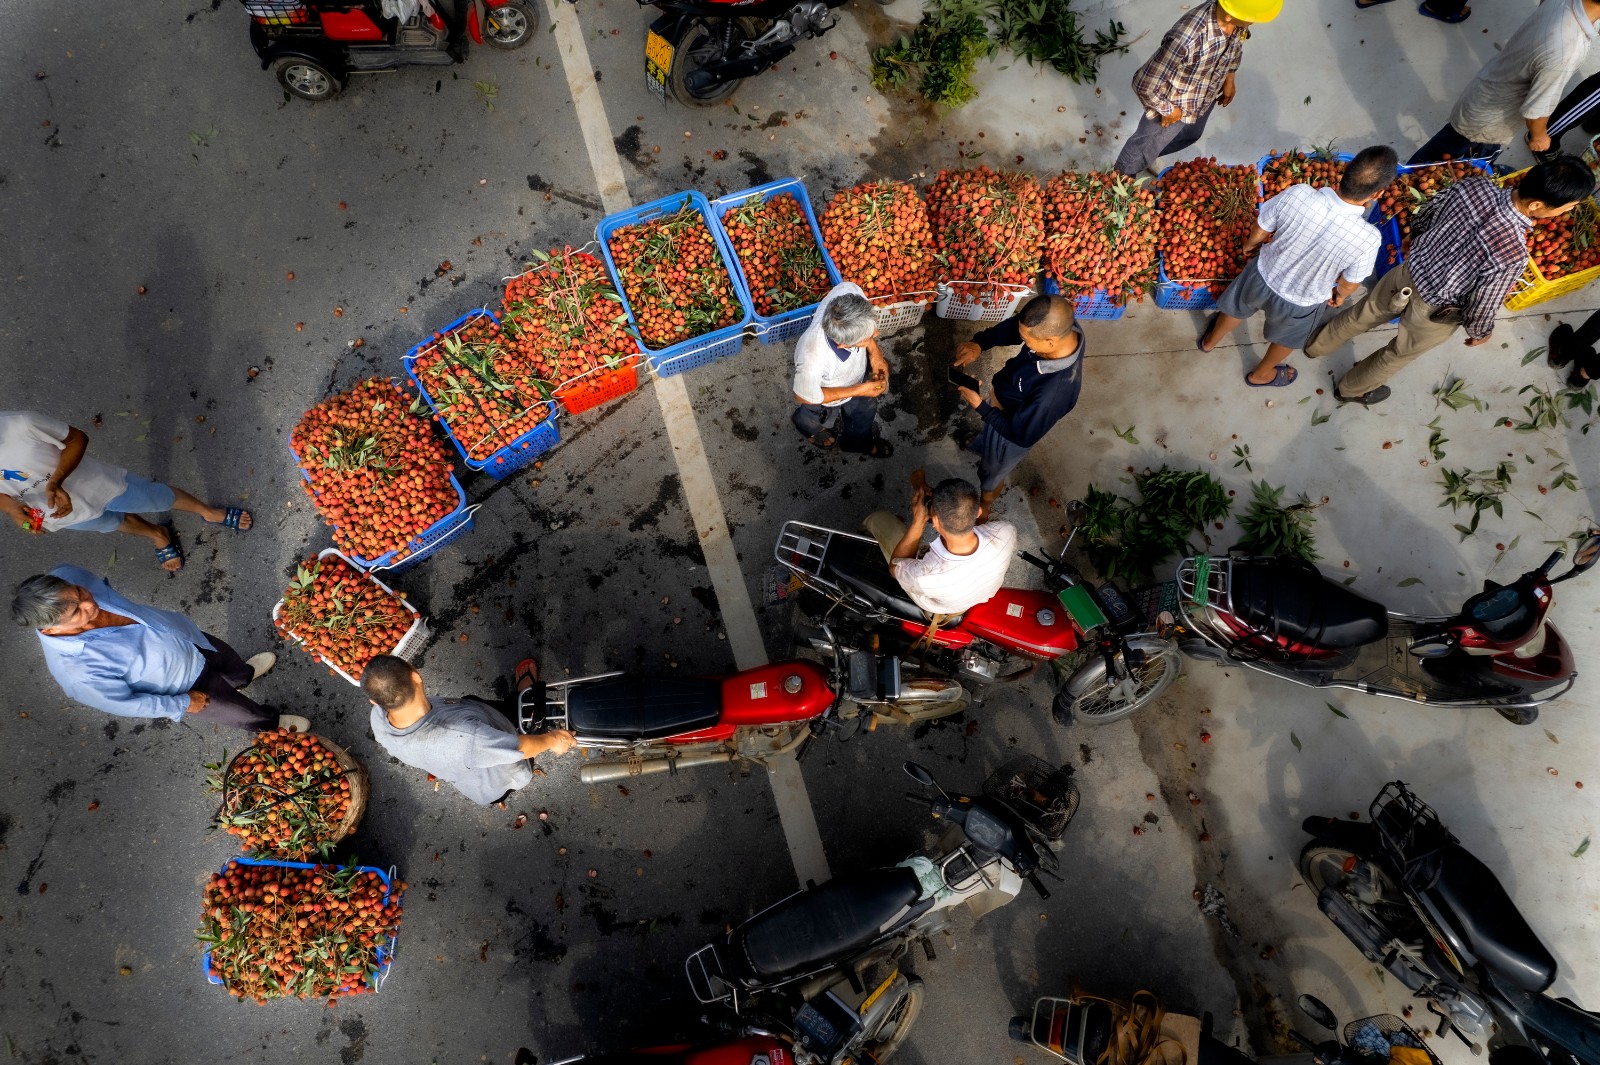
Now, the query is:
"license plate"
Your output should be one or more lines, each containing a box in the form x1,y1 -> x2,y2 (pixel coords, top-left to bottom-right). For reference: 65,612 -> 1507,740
645,30 -> 673,96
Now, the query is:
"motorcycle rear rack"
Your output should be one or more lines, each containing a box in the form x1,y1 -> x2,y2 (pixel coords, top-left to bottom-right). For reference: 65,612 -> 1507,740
515,670 -> 623,734
1372,782 -> 1457,881
686,943 -> 735,1007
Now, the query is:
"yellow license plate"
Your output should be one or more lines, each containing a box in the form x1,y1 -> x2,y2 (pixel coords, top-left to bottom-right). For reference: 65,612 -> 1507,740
645,30 -> 673,95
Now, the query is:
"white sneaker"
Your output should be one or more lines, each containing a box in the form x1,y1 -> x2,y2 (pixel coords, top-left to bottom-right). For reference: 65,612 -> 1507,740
276,714 -> 310,734
245,652 -> 277,684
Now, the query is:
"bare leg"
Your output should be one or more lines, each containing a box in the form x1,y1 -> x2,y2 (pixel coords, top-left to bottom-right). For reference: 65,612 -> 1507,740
1246,343 -> 1295,385
1199,313 -> 1244,352
169,487 -> 253,530
120,514 -> 182,571
978,481 -> 1005,522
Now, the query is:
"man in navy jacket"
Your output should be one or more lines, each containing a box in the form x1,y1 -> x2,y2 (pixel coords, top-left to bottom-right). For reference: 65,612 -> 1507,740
952,294 -> 1084,513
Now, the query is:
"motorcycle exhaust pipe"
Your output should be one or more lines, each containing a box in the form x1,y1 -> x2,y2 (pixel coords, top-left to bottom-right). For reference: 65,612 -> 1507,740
578,750 -> 737,784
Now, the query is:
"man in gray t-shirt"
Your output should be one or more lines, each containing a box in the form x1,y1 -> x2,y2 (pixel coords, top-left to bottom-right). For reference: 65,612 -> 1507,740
362,655 -> 575,806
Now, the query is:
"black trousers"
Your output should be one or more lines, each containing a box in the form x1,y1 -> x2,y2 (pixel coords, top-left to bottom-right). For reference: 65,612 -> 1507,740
1549,71 -> 1600,146
190,633 -> 276,731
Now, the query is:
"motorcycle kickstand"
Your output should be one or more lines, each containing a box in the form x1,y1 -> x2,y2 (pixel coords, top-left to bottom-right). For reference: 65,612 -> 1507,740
921,935 -> 937,962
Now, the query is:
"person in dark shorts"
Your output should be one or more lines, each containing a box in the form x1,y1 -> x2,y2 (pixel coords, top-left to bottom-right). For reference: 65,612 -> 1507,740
1200,146 -> 1398,388
363,655 -> 575,806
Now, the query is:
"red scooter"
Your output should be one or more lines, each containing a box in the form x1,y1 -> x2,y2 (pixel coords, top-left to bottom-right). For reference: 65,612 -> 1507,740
774,519 -> 1182,725
1172,533 -> 1600,724
239,0 -> 537,101
515,646 -> 968,783
538,1034 -> 802,1064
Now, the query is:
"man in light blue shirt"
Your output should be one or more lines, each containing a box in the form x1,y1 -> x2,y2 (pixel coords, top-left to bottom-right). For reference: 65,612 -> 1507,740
11,565 -> 305,732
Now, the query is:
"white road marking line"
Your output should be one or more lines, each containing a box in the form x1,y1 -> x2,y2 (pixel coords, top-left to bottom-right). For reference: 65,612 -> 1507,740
546,0 -> 831,886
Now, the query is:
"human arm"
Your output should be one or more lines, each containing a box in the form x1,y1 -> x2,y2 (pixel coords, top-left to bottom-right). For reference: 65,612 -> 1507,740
1329,277 -> 1364,308
865,335 -> 890,381
1131,23 -> 1194,121
1219,71 -> 1237,108
55,668 -> 193,721
0,495 -> 39,532
45,426 -> 88,518
891,485 -> 930,561
1241,222 -> 1271,258
1461,258 -> 1527,342
1526,115 -> 1553,153
517,729 -> 576,759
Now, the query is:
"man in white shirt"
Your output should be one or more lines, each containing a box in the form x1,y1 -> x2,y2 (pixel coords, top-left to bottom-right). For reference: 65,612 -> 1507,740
0,410 -> 253,572
864,473 -> 1018,617
792,282 -> 894,457
1199,146 -> 1397,388
1411,0 -> 1600,163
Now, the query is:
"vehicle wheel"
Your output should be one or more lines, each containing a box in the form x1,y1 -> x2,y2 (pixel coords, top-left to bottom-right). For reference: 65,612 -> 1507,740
1060,636 -> 1180,725
483,0 -> 538,48
273,56 -> 342,101
1298,843 -> 1424,954
857,978 -> 924,1062
1493,704 -> 1539,725
668,18 -> 757,106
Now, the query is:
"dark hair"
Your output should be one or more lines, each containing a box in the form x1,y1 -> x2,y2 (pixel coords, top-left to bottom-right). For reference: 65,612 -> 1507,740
11,574 -> 75,629
361,654 -> 419,710
1340,145 -> 1399,201
930,478 -> 981,534
1018,294 -> 1074,338
1520,156 -> 1595,208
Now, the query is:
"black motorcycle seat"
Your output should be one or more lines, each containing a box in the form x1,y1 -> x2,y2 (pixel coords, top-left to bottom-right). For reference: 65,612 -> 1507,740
1426,843 -> 1556,992
1228,559 -> 1387,649
564,676 -> 722,740
731,867 -> 927,982
822,534 -> 928,621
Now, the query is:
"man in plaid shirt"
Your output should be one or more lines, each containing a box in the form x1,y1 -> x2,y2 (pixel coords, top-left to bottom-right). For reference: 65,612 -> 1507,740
1306,157 -> 1593,405
1114,0 -> 1282,177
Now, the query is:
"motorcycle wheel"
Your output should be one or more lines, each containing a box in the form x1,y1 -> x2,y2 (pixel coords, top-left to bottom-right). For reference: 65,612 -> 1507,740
274,56 -> 343,101
857,978 -> 924,1061
667,18 -> 757,106
483,0 -> 538,48
1058,636 -> 1180,725
1298,843 -> 1425,951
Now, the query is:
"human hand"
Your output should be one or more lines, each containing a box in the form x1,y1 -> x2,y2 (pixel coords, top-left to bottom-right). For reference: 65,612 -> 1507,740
547,730 -> 577,756
958,386 -> 982,409
1160,105 -> 1185,128
1219,76 -> 1236,108
45,482 -> 73,518
186,691 -> 210,714
1528,131 -> 1553,153
952,341 -> 982,367
1464,334 -> 1491,347
1327,292 -> 1346,308
859,376 -> 888,398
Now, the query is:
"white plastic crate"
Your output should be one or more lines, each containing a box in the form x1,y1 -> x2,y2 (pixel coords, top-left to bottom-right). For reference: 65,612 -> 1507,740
273,549 -> 428,686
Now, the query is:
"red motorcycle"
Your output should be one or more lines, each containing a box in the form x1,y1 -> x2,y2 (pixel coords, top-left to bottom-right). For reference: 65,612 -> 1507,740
515,649 -> 969,783
774,520 -> 1182,725
538,1034 -> 802,1064
238,0 -> 537,101
1172,533 -> 1600,725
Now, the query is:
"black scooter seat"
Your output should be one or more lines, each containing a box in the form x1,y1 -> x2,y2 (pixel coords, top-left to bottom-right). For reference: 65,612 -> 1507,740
1426,843 -> 1556,992
822,535 -> 928,621
1228,559 -> 1387,650
565,676 -> 722,740
731,866 -> 927,981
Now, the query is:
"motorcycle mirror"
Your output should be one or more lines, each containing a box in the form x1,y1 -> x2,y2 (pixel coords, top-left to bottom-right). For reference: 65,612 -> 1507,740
902,761 -> 938,788
1554,532 -> 1600,582
1297,995 -> 1339,1032
1065,499 -> 1088,526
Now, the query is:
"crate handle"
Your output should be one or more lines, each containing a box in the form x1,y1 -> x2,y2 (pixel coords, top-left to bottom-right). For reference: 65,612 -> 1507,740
368,504 -> 481,574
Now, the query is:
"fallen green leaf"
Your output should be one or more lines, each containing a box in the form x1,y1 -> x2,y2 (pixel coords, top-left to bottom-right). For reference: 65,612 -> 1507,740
1575,836 -> 1591,858
1326,702 -> 1349,719
1545,729 -> 1559,744
1397,577 -> 1423,587
1290,731 -> 1302,752
1114,425 -> 1139,445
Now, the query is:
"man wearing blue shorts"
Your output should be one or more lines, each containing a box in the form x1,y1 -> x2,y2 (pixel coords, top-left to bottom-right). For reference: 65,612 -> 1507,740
0,410 -> 252,571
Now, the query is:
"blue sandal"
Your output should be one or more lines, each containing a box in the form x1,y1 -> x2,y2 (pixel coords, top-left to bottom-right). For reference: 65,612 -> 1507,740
206,506 -> 252,530
154,531 -> 185,572
1246,365 -> 1297,387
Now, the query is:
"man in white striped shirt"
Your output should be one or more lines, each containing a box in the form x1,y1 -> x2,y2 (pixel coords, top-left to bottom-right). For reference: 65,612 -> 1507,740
1200,146 -> 1398,388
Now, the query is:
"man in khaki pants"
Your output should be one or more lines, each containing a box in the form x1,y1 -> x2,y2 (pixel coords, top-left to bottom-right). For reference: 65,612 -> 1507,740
863,472 -> 1017,618
1306,157 -> 1593,405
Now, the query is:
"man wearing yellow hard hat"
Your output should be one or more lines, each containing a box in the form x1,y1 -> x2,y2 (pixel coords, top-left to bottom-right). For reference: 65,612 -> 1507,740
1114,0 -> 1284,177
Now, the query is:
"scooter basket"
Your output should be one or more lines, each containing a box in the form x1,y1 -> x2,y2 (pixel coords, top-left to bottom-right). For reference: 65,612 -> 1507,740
983,756 -> 1080,843
1370,782 -> 1454,878
1342,1016 -> 1442,1065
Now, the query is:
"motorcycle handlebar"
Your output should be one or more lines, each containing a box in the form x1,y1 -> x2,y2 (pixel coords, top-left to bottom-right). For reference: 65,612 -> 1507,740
1027,873 -> 1050,900
1540,549 -> 1564,574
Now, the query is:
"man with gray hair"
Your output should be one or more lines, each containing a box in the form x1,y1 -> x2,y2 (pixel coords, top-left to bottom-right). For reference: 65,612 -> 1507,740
11,565 -> 305,732
791,280 -> 894,457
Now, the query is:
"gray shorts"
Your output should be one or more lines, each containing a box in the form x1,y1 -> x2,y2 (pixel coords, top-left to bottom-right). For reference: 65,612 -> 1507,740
1216,259 -> 1329,350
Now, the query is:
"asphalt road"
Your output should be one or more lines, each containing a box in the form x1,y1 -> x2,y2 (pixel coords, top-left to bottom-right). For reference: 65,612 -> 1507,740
0,3 -> 1381,1064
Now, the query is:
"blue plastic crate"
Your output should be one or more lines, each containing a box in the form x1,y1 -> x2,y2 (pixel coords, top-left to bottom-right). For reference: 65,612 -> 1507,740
711,178 -> 843,346
1254,149 -> 1354,198
1041,274 -> 1126,320
1153,256 -> 1221,311
1365,157 -> 1494,283
403,308 -> 562,481
288,436 -> 476,573
595,190 -> 755,375
202,856 -> 403,995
